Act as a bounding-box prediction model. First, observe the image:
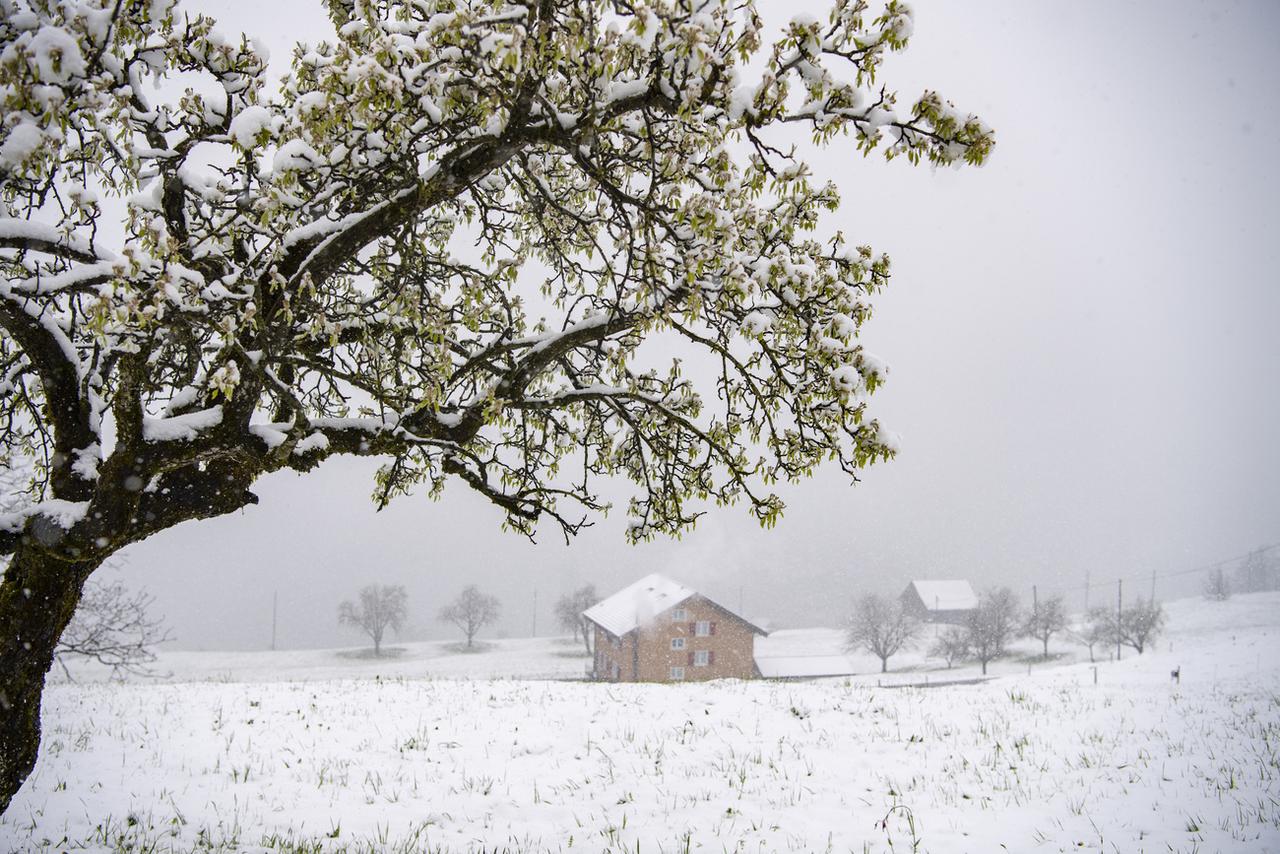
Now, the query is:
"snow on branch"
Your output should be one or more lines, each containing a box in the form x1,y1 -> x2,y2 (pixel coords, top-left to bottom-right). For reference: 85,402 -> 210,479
0,0 -> 992,556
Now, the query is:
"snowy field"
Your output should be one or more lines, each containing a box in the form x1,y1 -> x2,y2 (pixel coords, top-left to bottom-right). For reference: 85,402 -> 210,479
3,594 -> 1278,853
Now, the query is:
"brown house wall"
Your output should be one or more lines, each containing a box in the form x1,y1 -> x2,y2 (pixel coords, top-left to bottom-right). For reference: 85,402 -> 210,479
591,595 -> 758,682
593,625 -> 637,681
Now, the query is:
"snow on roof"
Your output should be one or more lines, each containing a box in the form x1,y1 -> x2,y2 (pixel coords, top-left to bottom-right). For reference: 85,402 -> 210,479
582,573 -> 696,637
905,580 -> 978,611
754,655 -> 859,679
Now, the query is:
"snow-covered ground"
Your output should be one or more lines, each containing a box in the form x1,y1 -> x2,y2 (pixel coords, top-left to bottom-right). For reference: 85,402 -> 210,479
4,593 -> 1279,853
51,635 -> 596,685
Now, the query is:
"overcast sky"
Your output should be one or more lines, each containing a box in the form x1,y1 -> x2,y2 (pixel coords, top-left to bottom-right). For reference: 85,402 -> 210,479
113,0 -> 1280,650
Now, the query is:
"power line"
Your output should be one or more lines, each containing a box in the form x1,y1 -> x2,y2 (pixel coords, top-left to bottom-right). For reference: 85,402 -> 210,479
1055,540 -> 1280,596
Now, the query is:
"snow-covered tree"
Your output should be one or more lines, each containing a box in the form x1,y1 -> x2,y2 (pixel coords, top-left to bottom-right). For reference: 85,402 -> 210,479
439,584 -> 500,649
338,583 -> 408,657
964,587 -> 1020,675
554,583 -> 598,655
0,0 -> 992,812
928,626 -> 969,669
1021,594 -> 1065,659
845,593 -> 918,673
1202,567 -> 1231,602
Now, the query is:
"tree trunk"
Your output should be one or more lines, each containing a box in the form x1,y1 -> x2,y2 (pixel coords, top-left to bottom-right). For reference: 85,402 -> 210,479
0,547 -> 98,816
1043,637 -> 1049,658
880,658 -> 888,673
981,659 -> 988,675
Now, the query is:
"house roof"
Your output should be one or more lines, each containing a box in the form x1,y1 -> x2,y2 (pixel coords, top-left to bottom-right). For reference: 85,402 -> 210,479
904,580 -> 978,611
582,573 -> 696,637
582,573 -> 768,638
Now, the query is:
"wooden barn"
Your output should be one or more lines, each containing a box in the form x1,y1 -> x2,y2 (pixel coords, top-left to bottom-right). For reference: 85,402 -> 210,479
584,574 -> 768,682
900,579 -> 978,625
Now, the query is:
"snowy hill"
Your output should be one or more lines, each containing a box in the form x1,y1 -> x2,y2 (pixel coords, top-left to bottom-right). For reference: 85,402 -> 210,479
6,592 -> 1279,853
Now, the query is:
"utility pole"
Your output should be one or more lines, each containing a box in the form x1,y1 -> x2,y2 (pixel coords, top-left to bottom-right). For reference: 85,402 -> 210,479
270,590 -> 277,652
1032,584 -> 1038,618
532,589 -> 538,637
1116,579 -> 1123,661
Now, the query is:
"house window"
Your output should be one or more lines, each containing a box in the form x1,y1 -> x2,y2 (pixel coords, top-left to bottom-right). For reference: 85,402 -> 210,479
672,608 -> 687,622
670,666 -> 685,680
695,620 -> 711,637
671,637 -> 685,650
693,650 -> 711,667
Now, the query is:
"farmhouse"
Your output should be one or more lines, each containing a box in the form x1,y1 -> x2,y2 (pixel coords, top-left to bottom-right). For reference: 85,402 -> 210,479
584,574 -> 768,682
901,579 -> 978,624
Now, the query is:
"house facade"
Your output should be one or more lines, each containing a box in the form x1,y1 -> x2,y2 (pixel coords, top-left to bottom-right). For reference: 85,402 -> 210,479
900,579 -> 978,625
584,574 -> 767,682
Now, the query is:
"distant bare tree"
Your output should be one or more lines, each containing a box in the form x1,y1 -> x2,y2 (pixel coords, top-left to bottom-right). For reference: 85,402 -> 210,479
3,475 -> 170,679
338,585 -> 408,657
1021,595 -> 1067,658
1234,547 -> 1278,594
1069,608 -> 1115,663
439,585 -> 501,650
929,627 -> 970,669
964,587 -> 1021,675
1114,598 -> 1166,655
846,594 -> 920,673
554,585 -> 599,655
1202,567 -> 1231,602
55,579 -> 171,678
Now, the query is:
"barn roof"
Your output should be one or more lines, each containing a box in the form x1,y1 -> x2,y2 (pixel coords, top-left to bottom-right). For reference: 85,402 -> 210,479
905,579 -> 978,611
754,654 -> 858,679
583,573 -> 767,637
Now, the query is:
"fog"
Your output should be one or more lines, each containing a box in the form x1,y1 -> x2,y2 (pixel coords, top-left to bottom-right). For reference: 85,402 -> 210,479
117,0 -> 1280,650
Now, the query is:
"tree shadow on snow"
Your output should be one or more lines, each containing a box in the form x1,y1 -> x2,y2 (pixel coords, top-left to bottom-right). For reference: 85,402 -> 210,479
442,641 -> 496,654
335,646 -> 407,661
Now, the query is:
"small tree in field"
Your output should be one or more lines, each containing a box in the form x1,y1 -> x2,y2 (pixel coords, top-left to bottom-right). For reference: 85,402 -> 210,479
338,584 -> 408,657
0,0 -> 993,814
1115,598 -> 1165,655
964,587 -> 1021,675
1070,608 -> 1115,663
1202,568 -> 1231,601
929,627 -> 970,670
845,594 -> 920,673
1088,598 -> 1166,655
439,586 -> 501,650
1021,595 -> 1066,658
554,585 -> 599,655
56,578 -> 171,678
